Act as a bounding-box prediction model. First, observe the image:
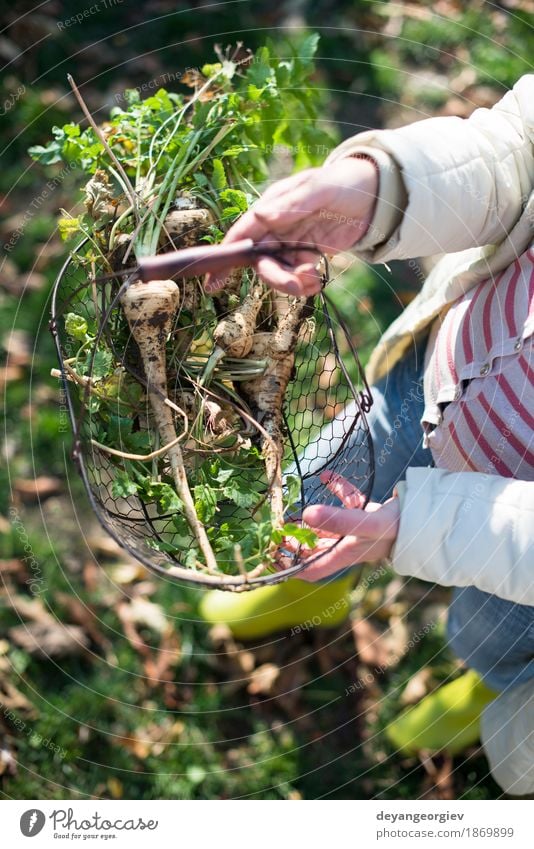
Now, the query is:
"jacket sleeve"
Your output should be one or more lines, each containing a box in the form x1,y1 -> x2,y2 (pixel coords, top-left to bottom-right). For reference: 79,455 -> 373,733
392,467 -> 534,606
325,75 -> 534,262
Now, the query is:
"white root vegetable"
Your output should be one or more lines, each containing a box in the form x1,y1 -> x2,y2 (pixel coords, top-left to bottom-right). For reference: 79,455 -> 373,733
201,280 -> 265,385
242,296 -> 309,531
212,281 -> 265,358
161,205 -> 214,249
120,279 -> 218,571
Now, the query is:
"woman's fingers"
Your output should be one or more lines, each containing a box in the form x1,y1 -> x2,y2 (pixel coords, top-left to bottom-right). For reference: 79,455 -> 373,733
302,503 -> 389,538
292,536 -> 367,582
254,257 -> 322,295
320,471 -> 365,509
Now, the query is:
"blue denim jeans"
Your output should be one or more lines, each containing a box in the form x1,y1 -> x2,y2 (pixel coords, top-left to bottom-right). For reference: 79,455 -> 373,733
302,340 -> 534,692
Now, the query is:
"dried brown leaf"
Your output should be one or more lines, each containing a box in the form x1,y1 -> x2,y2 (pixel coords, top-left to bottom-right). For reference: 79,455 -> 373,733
13,476 -> 62,502
0,675 -> 37,717
7,595 -> 54,625
124,598 -> 168,635
0,514 -> 11,534
87,534 -> 127,559
54,591 -> 114,658
0,365 -> 23,388
0,559 -> 28,582
9,622 -> 90,658
0,743 -> 17,777
419,752 -> 455,800
2,330 -> 31,367
352,619 -> 395,669
247,663 -> 280,696
400,667 -> 434,706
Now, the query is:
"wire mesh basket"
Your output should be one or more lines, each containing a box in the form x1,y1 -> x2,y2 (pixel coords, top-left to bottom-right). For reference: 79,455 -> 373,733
51,243 -> 374,591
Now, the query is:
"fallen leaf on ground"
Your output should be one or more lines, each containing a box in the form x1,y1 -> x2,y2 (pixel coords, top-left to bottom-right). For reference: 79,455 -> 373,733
0,559 -> 28,582
419,752 -> 455,800
0,257 -> 20,294
124,598 -> 168,635
107,777 -> 123,799
87,534 -> 127,559
107,562 -> 148,585
0,656 -> 37,716
400,667 -> 435,706
117,602 -> 151,659
113,719 -> 185,760
0,744 -> 17,777
2,330 -> 31,366
142,628 -> 181,688
13,476 -> 62,502
247,663 -> 280,696
352,618 -> 400,669
9,622 -> 90,658
54,591 -> 115,658
0,365 -> 23,388
7,595 -> 54,624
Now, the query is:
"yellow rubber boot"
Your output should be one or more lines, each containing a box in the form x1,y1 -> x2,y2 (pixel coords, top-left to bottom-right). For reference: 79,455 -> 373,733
385,669 -> 498,755
199,574 -> 354,640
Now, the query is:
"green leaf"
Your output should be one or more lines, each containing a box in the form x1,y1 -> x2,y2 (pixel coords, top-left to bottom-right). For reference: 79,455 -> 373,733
284,474 -> 301,509
90,349 -> 113,380
194,484 -> 218,523
158,484 -> 183,514
219,188 -> 249,212
247,84 -> 264,102
58,217 -> 82,241
214,467 -> 234,484
297,32 -> 320,68
64,312 -> 88,341
124,88 -> 141,105
104,415 -> 151,453
281,523 -> 318,548
201,62 -> 222,78
211,158 -> 227,191
28,142 -> 63,165
222,484 -> 260,509
63,122 -> 81,138
221,144 -> 253,158
246,48 -> 274,88
112,472 -> 138,499
184,547 -> 200,569
106,415 -> 132,444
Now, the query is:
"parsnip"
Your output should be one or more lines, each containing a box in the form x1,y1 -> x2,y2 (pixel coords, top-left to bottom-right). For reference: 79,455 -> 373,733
201,280 -> 265,385
242,296 -> 309,530
212,280 -> 264,357
120,279 -> 218,571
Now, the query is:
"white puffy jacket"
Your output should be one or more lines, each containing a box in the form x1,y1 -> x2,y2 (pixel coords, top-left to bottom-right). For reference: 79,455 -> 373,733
326,76 -> 534,794
326,75 -> 534,608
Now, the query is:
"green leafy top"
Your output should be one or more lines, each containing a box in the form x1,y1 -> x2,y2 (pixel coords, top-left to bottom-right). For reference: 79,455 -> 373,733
29,36 -> 335,259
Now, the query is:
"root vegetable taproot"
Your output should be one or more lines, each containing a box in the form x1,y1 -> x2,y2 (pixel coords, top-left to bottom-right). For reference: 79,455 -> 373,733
120,278 -> 218,571
213,280 -> 265,358
201,280 -> 265,386
242,296 -> 310,530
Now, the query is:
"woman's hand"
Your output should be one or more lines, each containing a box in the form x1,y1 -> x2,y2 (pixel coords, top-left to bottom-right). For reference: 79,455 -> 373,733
205,157 -> 378,296
281,471 -> 400,582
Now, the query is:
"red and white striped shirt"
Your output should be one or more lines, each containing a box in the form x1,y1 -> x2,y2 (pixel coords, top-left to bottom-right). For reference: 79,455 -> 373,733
423,247 -> 534,479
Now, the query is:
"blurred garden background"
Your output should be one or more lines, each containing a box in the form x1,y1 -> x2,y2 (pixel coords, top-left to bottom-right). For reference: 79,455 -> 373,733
1,0 -> 532,800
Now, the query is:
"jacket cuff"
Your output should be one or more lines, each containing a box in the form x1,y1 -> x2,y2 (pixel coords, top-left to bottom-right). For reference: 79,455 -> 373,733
390,466 -> 534,605
325,143 -> 407,253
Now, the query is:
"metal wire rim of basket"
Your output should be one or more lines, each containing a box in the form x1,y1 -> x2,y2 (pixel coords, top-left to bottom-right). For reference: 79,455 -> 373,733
50,243 -> 375,591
